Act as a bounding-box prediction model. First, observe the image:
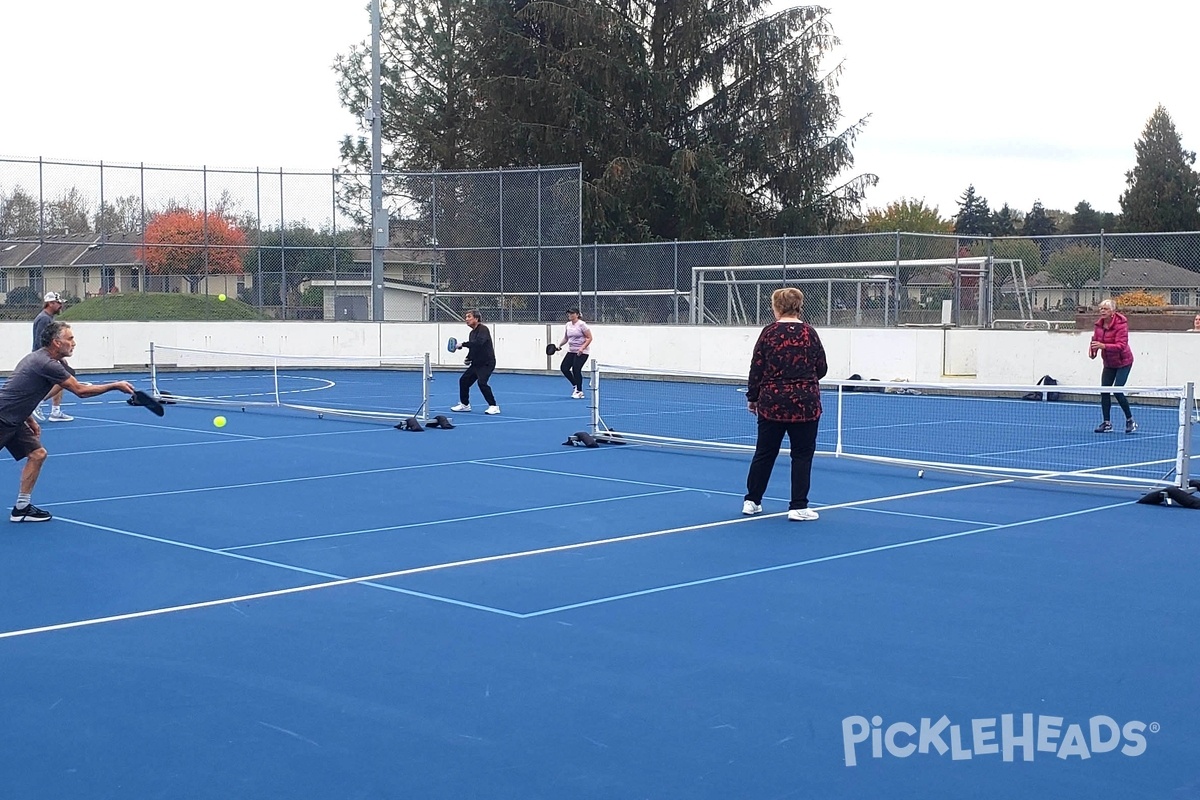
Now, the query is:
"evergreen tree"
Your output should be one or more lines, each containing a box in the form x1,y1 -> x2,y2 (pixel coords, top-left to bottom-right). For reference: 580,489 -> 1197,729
1020,201 -> 1057,237
1067,201 -> 1102,234
1120,104 -> 1200,232
990,203 -> 1017,236
335,0 -> 480,173
334,0 -> 875,242
953,185 -> 992,236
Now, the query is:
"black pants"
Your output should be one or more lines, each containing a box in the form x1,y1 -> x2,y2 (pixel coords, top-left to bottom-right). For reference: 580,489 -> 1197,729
1100,365 -> 1132,420
745,418 -> 819,510
460,362 -> 497,406
560,352 -> 589,391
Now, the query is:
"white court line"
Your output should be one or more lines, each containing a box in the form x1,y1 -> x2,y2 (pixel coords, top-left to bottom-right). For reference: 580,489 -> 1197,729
52,431 -> 1021,528
55,403 -> 597,454
2,478 -> 1024,640
43,447 -> 584,508
0,515 -> 527,641
7,419 -> 1118,638
53,428 -> 379,458
518,500 -> 1136,617
0,510 -> 782,640
838,505 -> 999,527
46,414 -> 261,448
223,488 -> 691,550
0,495 -> 1135,640
481,459 -> 1018,511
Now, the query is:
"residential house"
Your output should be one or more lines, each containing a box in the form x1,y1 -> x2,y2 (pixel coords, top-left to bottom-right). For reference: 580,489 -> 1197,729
0,232 -> 251,302
1002,258 -> 1200,312
305,221 -> 442,321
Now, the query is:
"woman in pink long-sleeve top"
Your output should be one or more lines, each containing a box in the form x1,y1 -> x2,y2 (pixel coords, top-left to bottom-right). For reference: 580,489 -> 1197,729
1089,298 -> 1136,434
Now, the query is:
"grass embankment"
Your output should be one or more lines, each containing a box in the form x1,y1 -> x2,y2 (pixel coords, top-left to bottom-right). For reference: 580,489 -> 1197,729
60,293 -> 265,321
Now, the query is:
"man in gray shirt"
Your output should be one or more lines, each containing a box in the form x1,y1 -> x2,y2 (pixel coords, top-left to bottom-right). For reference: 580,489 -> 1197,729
31,292 -> 72,422
1,320 -> 134,522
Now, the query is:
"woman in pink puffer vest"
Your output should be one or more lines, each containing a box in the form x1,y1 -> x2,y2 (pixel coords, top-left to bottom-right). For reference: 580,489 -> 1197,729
1088,298 -> 1136,434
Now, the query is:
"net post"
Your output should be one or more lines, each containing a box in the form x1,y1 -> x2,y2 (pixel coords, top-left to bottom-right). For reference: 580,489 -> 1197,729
421,352 -> 431,420
272,357 -> 281,407
1179,382 -> 1194,488
590,359 -> 601,435
149,341 -> 159,397
834,381 -> 845,456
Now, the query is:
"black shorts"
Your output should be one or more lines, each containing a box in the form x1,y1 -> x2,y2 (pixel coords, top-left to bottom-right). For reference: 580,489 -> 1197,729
0,421 -> 41,461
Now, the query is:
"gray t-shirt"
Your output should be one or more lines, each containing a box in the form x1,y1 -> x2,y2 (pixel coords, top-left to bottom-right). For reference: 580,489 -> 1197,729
32,310 -> 53,351
0,349 -> 72,426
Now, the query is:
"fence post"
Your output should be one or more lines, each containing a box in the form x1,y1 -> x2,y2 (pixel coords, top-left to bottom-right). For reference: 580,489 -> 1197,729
99,161 -> 108,292
331,168 -> 339,316
673,239 -> 679,323
139,163 -> 146,293
202,164 -> 210,302
498,168 -> 505,320
894,231 -> 902,325
279,168 -> 287,320
985,236 -> 994,327
432,170 -> 440,321
36,156 -> 44,241
537,164 -> 543,322
782,233 -> 788,286
255,168 -> 263,309
1099,229 -> 1106,300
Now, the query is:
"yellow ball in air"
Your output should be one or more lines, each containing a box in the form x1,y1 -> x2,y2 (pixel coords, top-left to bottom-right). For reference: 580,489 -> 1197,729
213,416 -> 227,428
218,293 -> 227,301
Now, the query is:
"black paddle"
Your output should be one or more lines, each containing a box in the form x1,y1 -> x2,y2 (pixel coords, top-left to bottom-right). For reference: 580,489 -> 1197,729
126,389 -> 165,417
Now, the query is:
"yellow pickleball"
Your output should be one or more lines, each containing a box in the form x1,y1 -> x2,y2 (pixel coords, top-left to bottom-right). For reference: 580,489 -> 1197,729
218,293 -> 227,301
213,415 -> 227,428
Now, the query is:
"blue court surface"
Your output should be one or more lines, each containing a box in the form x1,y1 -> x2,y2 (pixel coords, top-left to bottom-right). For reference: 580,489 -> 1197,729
1,370 -> 1197,800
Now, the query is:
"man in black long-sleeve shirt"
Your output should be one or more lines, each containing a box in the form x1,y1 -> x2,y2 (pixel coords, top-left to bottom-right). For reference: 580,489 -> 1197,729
451,309 -> 500,415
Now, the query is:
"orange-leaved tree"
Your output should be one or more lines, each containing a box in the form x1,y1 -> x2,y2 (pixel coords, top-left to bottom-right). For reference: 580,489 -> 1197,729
139,209 -> 247,293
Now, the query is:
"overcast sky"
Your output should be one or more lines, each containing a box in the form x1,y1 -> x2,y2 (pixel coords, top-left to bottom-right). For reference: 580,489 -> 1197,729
3,0 -> 1197,221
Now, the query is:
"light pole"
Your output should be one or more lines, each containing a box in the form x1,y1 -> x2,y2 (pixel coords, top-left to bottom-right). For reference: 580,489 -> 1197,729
370,0 -> 385,320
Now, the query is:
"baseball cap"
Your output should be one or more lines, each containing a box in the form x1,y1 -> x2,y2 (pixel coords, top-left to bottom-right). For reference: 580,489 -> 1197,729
43,292 -> 62,303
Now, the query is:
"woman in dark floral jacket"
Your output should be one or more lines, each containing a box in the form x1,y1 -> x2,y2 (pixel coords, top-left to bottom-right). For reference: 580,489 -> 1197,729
742,287 -> 828,522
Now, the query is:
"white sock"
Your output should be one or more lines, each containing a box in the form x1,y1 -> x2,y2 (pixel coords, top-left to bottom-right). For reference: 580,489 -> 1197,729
16,492 -> 31,509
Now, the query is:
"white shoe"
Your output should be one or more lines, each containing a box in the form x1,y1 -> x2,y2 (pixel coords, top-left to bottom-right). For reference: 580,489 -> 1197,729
787,508 -> 819,522
451,403 -> 471,412
484,405 -> 501,415
572,390 -> 585,399
32,407 -> 45,421
48,408 -> 73,422
742,500 -> 762,516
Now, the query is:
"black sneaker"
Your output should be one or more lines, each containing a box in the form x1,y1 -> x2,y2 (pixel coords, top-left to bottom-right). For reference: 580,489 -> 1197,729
1125,418 -> 1138,434
10,504 -> 51,523
1094,421 -> 1112,433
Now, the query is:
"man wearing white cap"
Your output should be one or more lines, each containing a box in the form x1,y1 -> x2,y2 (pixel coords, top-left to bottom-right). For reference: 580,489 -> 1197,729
32,292 -> 72,422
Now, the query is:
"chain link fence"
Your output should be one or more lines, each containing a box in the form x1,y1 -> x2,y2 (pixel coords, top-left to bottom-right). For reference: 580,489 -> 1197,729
0,157 -> 581,322
4,156 -> 1200,327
